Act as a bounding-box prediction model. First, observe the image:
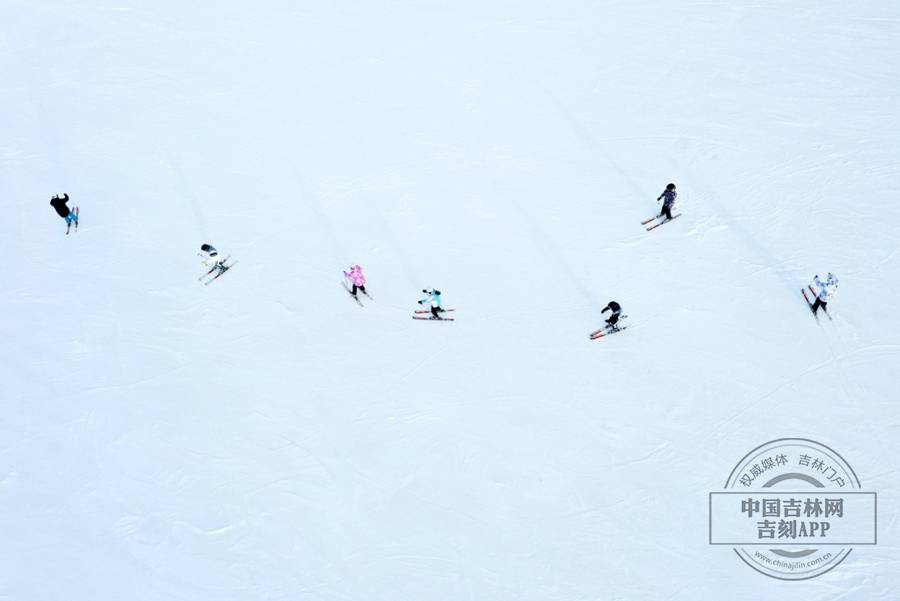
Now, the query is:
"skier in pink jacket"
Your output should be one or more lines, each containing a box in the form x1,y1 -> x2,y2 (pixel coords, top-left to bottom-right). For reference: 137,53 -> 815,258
343,264 -> 369,299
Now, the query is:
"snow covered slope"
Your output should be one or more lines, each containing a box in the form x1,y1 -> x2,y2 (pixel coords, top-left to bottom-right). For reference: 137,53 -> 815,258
2,1 -> 899,599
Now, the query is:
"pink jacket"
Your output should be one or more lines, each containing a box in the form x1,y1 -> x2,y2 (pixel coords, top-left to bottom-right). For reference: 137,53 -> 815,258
345,265 -> 366,286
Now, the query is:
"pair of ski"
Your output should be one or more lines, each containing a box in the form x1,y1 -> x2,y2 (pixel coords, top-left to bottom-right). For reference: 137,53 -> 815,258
66,207 -> 80,235
341,281 -> 373,306
642,213 -> 681,231
801,285 -> 831,321
199,256 -> 238,285
590,315 -> 628,340
412,309 -> 455,322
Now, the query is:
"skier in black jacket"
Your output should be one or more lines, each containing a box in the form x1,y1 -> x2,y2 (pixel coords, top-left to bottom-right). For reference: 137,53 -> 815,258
602,301 -> 623,327
50,194 -> 79,234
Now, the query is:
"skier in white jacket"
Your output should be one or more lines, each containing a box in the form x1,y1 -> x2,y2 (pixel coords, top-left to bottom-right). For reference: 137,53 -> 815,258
811,273 -> 838,315
199,243 -> 229,275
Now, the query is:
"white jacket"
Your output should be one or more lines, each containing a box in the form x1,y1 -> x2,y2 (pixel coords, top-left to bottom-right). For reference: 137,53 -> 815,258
201,250 -> 225,268
814,274 -> 838,302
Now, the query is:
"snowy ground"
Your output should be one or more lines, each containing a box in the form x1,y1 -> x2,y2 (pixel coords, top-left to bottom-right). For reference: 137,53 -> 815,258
2,1 -> 899,599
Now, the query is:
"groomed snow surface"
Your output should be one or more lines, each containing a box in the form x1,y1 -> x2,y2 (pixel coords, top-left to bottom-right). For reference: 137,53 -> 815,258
3,1 -> 899,600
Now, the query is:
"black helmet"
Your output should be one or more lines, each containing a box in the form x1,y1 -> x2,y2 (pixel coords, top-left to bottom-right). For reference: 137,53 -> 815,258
200,244 -> 211,252
666,183 -> 676,191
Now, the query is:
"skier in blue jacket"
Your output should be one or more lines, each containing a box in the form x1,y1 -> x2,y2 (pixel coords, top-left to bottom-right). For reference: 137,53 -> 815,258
657,183 -> 677,221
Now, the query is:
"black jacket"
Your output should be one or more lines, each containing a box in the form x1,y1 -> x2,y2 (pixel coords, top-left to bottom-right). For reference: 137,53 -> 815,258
602,301 -> 622,315
50,194 -> 70,218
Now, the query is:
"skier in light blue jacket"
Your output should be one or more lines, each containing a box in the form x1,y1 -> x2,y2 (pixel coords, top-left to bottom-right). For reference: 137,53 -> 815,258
418,288 -> 446,319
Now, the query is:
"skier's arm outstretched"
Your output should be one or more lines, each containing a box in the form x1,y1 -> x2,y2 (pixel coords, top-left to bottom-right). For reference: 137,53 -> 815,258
418,289 -> 442,307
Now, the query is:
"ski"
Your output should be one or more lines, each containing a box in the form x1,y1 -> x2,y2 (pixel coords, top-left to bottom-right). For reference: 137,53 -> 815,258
341,282 -> 363,306
204,261 -> 237,285
66,206 -> 80,235
805,285 -> 832,321
590,325 -> 628,340
412,315 -> 455,322
641,215 -> 662,225
199,255 -> 230,281
645,214 -> 681,231
590,315 -> 628,339
414,308 -> 455,314
801,287 -> 819,321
